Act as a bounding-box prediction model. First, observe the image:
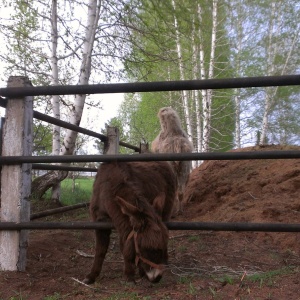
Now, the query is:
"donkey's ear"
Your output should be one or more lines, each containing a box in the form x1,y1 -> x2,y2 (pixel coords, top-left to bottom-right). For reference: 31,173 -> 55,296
152,192 -> 165,216
116,196 -> 139,216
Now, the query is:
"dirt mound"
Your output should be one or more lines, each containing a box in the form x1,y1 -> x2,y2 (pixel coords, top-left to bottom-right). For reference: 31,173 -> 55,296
182,145 -> 300,250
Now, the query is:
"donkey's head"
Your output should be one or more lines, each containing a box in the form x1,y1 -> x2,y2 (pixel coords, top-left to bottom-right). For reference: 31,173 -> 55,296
116,195 -> 169,283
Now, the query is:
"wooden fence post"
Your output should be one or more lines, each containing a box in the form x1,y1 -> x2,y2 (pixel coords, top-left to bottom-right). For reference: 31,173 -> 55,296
104,126 -> 119,155
140,143 -> 149,153
0,117 -> 5,198
0,76 -> 33,271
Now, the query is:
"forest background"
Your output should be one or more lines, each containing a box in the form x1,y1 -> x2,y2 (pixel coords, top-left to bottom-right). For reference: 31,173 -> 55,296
0,0 -> 299,200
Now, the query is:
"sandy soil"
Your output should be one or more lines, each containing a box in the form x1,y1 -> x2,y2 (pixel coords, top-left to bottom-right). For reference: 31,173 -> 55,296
0,145 -> 299,300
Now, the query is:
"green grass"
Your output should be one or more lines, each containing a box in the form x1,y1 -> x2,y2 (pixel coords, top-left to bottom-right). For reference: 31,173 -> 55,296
102,292 -> 141,300
245,266 -> 297,287
3,289 -> 28,300
44,177 -> 94,205
43,293 -> 62,300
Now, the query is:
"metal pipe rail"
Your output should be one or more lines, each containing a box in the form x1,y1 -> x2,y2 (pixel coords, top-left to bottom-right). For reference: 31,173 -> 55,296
0,75 -> 300,97
33,111 -> 139,151
0,221 -> 299,232
1,150 -> 300,165
30,203 -> 89,220
32,163 -> 97,172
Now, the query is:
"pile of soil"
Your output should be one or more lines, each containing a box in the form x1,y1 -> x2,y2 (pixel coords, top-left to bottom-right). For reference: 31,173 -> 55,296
182,145 -> 300,250
0,145 -> 299,299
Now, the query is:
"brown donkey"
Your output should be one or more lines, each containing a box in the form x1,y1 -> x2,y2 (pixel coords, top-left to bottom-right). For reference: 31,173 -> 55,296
84,161 -> 177,284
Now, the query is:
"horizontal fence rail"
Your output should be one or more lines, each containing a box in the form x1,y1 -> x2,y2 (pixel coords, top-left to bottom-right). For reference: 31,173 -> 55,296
0,75 -> 300,97
0,221 -> 299,232
33,111 -> 139,151
1,150 -> 300,165
32,163 -> 97,172
34,110 -> 108,142
30,203 -> 90,220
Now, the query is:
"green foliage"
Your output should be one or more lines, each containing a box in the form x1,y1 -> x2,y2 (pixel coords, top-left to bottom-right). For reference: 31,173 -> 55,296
117,93 -> 171,146
1,0 -> 299,153
96,117 -> 133,154
121,0 -> 234,151
33,121 -> 52,155
231,1 -> 300,145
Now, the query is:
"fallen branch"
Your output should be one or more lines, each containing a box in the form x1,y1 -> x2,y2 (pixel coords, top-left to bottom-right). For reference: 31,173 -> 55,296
76,250 -> 94,258
71,277 -> 98,290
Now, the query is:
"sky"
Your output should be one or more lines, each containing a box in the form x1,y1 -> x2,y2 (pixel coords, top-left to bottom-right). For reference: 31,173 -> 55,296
81,93 -> 124,154
81,93 -> 124,134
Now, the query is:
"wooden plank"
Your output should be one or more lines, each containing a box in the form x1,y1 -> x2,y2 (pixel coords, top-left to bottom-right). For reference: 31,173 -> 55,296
140,143 -> 149,153
0,76 -> 33,271
104,126 -> 119,155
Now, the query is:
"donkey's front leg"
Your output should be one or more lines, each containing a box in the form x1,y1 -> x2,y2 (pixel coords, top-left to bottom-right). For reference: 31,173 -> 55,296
123,257 -> 136,283
83,229 -> 111,284
120,236 -> 136,283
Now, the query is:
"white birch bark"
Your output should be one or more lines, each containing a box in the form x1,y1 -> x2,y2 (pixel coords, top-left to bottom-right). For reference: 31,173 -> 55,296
51,0 -> 60,154
30,0 -> 102,200
171,0 -> 193,140
192,14 -> 201,167
200,0 -> 218,152
259,1 -> 297,145
60,0 -> 101,155
50,0 -> 61,202
197,3 -> 207,153
260,1 -> 276,145
234,1 -> 242,149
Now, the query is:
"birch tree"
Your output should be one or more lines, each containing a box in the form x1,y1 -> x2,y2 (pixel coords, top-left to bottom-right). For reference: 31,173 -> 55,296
1,0 -> 136,200
31,0 -> 102,199
121,0 -> 234,155
239,0 -> 300,145
50,0 -> 61,202
171,0 -> 193,139
197,0 -> 218,152
259,0 -> 300,145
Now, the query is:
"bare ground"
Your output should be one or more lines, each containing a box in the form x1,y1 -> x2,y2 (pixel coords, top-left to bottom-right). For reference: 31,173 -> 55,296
0,145 -> 299,300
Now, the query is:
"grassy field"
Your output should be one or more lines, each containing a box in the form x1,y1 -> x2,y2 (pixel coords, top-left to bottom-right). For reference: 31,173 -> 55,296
44,177 -> 94,205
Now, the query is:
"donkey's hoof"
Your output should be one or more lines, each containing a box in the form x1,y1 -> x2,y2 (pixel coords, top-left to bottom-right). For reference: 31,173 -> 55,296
83,277 -> 95,285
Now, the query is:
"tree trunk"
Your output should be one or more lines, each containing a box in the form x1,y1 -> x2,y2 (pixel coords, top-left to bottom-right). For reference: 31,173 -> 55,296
171,0 -> 193,140
61,0 -> 101,155
31,0 -> 102,199
192,15 -> 201,167
260,1 -> 276,145
234,1 -> 242,149
31,170 -> 68,200
50,0 -> 62,204
199,0 -> 218,152
260,1 -> 297,145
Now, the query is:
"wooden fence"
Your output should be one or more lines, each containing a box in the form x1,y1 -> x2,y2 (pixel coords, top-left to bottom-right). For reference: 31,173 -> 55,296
0,75 -> 300,272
